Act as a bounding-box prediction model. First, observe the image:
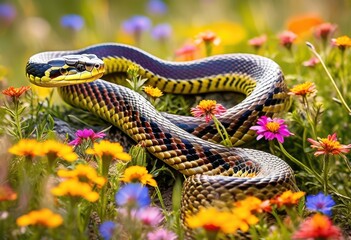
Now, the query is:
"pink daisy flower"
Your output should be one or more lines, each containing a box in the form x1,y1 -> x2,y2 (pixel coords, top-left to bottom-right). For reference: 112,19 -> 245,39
250,116 -> 293,143
137,207 -> 164,227
191,99 -> 227,123
69,128 -> 106,146
147,228 -> 177,240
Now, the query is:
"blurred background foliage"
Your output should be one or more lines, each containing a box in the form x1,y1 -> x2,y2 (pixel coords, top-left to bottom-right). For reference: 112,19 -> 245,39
0,0 -> 350,86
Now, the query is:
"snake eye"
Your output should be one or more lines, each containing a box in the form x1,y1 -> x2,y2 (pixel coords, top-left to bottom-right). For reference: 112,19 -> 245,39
76,63 -> 86,72
85,63 -> 94,72
60,68 -> 68,75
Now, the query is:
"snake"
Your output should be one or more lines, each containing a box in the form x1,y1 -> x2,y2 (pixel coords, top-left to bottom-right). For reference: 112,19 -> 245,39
26,43 -> 297,234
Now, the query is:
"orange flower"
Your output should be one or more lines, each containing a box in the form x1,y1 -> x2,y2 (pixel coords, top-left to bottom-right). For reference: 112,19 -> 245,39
307,133 -> 351,156
0,184 -> 17,201
2,86 -> 30,98
16,208 -> 63,228
271,190 -> 305,208
292,214 -> 342,239
289,82 -> 316,96
332,35 -> 351,50
235,196 -> 272,213
8,139 -> 45,158
286,14 -> 324,35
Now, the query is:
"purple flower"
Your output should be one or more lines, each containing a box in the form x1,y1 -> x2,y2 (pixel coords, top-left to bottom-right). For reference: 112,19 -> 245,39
146,0 -> 168,16
306,192 -> 335,216
250,116 -> 293,143
122,15 -> 151,39
115,183 -> 150,208
147,228 -> 177,240
60,14 -> 84,31
152,23 -> 172,41
137,207 -> 164,226
69,128 -> 106,146
0,3 -> 16,24
99,221 -> 116,240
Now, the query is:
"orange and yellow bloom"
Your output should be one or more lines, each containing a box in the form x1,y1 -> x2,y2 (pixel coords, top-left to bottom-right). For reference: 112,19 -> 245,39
0,184 -> 17,201
271,190 -> 305,208
191,99 -> 226,123
143,85 -> 163,98
120,166 -> 157,187
8,139 -> 45,158
16,208 -> 63,228
57,164 -> 106,187
86,140 -> 131,161
2,86 -> 30,98
308,133 -> 351,156
289,81 -> 316,96
332,35 -> 351,50
42,140 -> 78,162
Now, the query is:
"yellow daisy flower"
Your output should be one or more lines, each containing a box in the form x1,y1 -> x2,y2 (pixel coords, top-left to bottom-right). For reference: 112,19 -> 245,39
51,179 -> 99,202
86,140 -> 131,161
16,208 -> 63,228
42,140 -> 78,162
143,85 -> 163,98
57,164 -> 106,187
120,166 -> 157,187
8,139 -> 45,158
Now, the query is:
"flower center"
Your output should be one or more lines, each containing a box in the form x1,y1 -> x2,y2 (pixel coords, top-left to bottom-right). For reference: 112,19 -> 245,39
320,138 -> 341,151
265,122 -> 280,133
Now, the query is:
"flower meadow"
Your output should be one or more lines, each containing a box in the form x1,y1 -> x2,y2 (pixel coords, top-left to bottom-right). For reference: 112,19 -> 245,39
1,1 -> 351,239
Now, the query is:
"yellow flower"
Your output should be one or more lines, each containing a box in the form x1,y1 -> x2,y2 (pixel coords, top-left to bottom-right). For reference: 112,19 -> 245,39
86,140 -> 131,161
57,164 -> 106,187
271,190 -> 305,208
289,82 -> 316,96
231,207 -> 259,232
8,139 -> 45,158
333,35 -> 351,49
16,208 -> 63,228
234,196 -> 271,213
186,207 -> 237,234
120,166 -> 157,187
51,179 -> 99,202
143,85 -> 163,98
42,140 -> 78,162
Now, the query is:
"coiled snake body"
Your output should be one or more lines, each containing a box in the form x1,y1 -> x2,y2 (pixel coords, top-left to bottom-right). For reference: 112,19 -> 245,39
26,43 -> 297,233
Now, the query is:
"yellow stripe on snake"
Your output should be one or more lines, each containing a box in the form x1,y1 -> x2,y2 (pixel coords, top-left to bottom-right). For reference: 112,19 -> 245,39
26,43 -> 297,236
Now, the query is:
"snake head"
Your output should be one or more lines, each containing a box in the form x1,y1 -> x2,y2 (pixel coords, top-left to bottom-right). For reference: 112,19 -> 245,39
27,54 -> 105,87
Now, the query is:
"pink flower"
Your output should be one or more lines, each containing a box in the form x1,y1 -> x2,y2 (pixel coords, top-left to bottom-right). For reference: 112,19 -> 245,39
175,43 -> 199,61
137,207 -> 164,227
278,30 -> 297,50
69,128 -> 106,146
292,214 -> 342,240
302,57 -> 320,67
314,23 -> 337,40
147,228 -> 177,240
248,35 -> 267,49
250,116 -> 293,143
307,133 -> 351,156
190,99 -> 227,123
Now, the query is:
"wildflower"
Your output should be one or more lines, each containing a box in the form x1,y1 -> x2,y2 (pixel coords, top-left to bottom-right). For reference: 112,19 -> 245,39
51,179 -> 99,202
16,208 -> 63,228
137,207 -> 164,226
60,14 -> 84,31
231,206 -> 259,232
69,128 -> 106,146
86,140 -> 131,161
234,196 -> 271,213
286,14 -> 323,35
191,100 -> 226,123
115,183 -> 150,208
147,228 -> 177,240
121,166 -> 157,187
8,139 -> 44,158
194,30 -> 221,46
271,190 -> 305,208
186,207 -> 236,234
99,221 -> 117,240
143,85 -> 163,98
146,0 -> 167,16
306,192 -> 335,216
302,57 -> 320,67
250,116 -> 293,143
122,15 -> 151,36
307,133 -> 351,156
292,214 -> 342,239
57,164 -> 106,187
332,35 -> 351,50
289,81 -> 316,96
278,30 -> 297,50
175,43 -> 199,61
314,23 -> 337,40
0,184 -> 17,201
151,23 -> 172,41
42,140 -> 78,162
248,35 -> 267,50
2,86 -> 30,98
0,3 -> 16,25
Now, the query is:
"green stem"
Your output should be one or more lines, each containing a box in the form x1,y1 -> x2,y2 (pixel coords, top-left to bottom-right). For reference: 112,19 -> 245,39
212,116 -> 232,147
306,42 -> 351,114
322,155 -> 330,193
155,186 -> 166,211
14,99 -> 23,139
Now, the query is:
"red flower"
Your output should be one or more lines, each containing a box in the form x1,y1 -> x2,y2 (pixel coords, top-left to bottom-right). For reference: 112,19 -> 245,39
307,133 -> 351,156
2,86 -> 30,98
293,214 -> 342,240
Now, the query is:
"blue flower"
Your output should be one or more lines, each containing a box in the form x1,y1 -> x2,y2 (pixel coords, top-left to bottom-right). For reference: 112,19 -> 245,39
115,183 -> 150,208
306,192 -> 335,216
99,221 -> 116,240
146,0 -> 167,16
122,15 -> 151,35
152,23 -> 172,41
0,3 -> 16,24
60,14 -> 84,31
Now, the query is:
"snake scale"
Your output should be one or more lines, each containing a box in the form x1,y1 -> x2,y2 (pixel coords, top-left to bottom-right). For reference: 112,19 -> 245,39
26,43 -> 297,234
